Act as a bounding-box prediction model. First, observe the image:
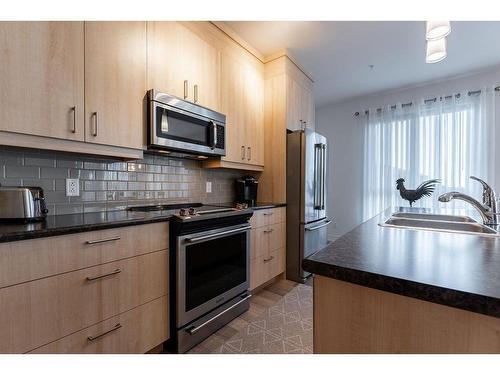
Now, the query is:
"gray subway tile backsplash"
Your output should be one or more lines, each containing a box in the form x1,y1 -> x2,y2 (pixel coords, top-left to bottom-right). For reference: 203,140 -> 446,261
0,146 -> 244,215
5,165 -> 40,178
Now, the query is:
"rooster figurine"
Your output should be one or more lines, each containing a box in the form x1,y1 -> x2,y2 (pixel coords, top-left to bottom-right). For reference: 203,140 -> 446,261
396,178 -> 440,207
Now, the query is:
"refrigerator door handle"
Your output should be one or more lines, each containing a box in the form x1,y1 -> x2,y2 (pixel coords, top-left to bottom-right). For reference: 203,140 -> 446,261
314,144 -> 321,210
321,144 -> 326,210
305,219 -> 332,231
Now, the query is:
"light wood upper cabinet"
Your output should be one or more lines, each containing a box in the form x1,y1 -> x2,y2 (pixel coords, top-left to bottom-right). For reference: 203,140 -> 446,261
85,22 -> 146,149
0,22 -> 85,141
147,22 -> 220,111
259,55 -> 315,203
220,52 -> 264,167
286,75 -> 315,131
301,84 -> 315,129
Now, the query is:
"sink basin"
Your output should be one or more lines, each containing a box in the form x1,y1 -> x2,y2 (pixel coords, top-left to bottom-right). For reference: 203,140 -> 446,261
391,212 -> 476,223
380,212 -> 499,236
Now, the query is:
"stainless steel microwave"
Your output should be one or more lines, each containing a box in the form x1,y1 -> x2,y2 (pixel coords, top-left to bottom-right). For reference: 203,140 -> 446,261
147,90 -> 226,157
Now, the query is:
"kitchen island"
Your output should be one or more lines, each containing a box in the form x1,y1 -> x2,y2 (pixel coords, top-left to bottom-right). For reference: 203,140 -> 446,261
302,207 -> 500,353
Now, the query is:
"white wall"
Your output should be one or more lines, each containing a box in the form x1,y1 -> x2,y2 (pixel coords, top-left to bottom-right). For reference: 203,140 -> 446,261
316,65 -> 500,241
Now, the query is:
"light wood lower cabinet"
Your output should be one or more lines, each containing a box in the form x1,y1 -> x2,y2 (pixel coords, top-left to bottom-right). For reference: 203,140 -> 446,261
30,296 -> 169,354
249,207 -> 286,289
314,276 -> 500,353
0,249 -> 168,353
250,248 -> 285,290
0,222 -> 168,289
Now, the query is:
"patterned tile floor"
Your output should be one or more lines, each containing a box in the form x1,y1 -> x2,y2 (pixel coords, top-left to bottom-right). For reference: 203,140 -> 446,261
188,279 -> 313,354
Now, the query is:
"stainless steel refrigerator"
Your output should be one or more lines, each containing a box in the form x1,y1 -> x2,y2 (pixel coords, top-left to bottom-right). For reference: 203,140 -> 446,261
286,129 -> 331,283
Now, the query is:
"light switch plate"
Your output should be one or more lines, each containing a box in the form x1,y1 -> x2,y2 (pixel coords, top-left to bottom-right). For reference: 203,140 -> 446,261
66,178 -> 80,197
206,181 -> 212,193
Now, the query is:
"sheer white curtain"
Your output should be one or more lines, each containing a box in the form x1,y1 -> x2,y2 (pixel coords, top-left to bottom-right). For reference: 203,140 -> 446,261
362,88 -> 495,221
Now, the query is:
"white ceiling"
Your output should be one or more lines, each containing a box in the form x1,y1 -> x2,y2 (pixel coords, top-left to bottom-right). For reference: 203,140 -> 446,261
226,21 -> 500,107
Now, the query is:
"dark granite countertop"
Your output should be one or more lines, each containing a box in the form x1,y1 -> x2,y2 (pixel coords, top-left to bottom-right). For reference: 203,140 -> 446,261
302,207 -> 500,318
219,202 -> 286,211
0,202 -> 286,243
0,210 -> 175,243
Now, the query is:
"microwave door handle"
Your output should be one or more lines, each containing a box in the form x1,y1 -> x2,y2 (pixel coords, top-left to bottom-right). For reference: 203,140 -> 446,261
211,121 -> 217,149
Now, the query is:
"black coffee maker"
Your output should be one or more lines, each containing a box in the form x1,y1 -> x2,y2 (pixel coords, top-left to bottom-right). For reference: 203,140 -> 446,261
235,176 -> 258,206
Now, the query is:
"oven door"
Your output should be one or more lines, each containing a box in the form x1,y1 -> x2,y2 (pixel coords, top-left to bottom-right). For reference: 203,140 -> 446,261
150,100 -> 225,156
176,223 -> 250,327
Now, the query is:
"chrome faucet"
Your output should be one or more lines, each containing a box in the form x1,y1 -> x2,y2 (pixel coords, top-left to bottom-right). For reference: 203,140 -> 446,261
438,176 -> 498,225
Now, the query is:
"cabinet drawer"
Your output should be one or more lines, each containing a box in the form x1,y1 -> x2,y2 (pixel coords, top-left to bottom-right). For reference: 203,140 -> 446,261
250,226 -> 269,260
0,222 -> 168,288
30,296 -> 169,354
269,207 -> 286,225
250,223 -> 285,260
249,248 -> 285,290
0,250 -> 168,354
268,222 -> 286,252
250,209 -> 268,228
250,207 -> 286,229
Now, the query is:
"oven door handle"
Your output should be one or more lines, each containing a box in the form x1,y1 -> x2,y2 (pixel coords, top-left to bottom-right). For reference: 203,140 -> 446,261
186,294 -> 252,335
185,225 -> 252,243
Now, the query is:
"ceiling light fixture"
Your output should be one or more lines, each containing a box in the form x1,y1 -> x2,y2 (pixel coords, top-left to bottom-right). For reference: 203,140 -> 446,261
426,37 -> 447,64
426,21 -> 451,41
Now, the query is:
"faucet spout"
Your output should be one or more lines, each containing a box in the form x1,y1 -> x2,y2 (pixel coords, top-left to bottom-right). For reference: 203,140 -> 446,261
438,192 -> 493,225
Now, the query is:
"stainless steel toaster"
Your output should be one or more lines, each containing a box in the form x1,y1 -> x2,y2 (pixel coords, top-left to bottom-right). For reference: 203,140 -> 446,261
0,186 -> 49,221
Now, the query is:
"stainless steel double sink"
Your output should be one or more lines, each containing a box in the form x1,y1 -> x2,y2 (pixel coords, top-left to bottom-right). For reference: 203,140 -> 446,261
379,211 -> 499,236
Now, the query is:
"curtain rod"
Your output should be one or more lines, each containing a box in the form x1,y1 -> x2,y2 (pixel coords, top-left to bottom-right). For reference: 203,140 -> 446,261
353,85 -> 500,117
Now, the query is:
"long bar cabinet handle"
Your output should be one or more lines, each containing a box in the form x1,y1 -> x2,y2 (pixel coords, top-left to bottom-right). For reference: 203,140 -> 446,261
87,323 -> 122,342
184,80 -> 189,99
92,112 -> 98,137
194,84 -> 198,103
263,229 -> 274,233
71,106 -> 77,133
86,268 -> 121,281
263,256 -> 274,263
86,236 -> 121,245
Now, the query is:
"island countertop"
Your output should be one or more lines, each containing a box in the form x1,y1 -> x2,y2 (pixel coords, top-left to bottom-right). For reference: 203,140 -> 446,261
302,207 -> 500,318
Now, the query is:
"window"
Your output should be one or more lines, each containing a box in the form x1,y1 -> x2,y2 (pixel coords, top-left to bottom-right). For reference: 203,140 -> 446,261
362,90 -> 495,220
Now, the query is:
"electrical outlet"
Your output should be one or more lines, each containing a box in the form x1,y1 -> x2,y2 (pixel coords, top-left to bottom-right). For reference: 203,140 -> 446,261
206,181 -> 212,193
66,178 -> 79,197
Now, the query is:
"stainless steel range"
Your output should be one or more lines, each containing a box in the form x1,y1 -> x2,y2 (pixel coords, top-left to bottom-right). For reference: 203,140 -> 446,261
129,203 -> 253,353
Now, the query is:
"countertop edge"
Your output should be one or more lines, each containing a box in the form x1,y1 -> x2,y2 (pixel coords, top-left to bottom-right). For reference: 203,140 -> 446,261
303,258 -> 500,319
0,202 -> 286,243
0,216 -> 172,243
251,203 -> 287,210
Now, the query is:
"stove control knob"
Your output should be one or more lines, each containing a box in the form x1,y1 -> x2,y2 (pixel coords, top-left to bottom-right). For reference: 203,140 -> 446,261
188,207 -> 196,215
179,208 -> 189,217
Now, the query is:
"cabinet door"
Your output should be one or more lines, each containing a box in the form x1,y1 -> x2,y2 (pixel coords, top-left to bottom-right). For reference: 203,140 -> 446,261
147,22 -> 219,110
244,61 -> 264,166
187,28 -> 220,111
286,77 -> 303,131
220,52 -> 246,164
85,22 -> 145,149
302,84 -> 315,130
220,51 -> 264,166
0,22 -> 84,141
